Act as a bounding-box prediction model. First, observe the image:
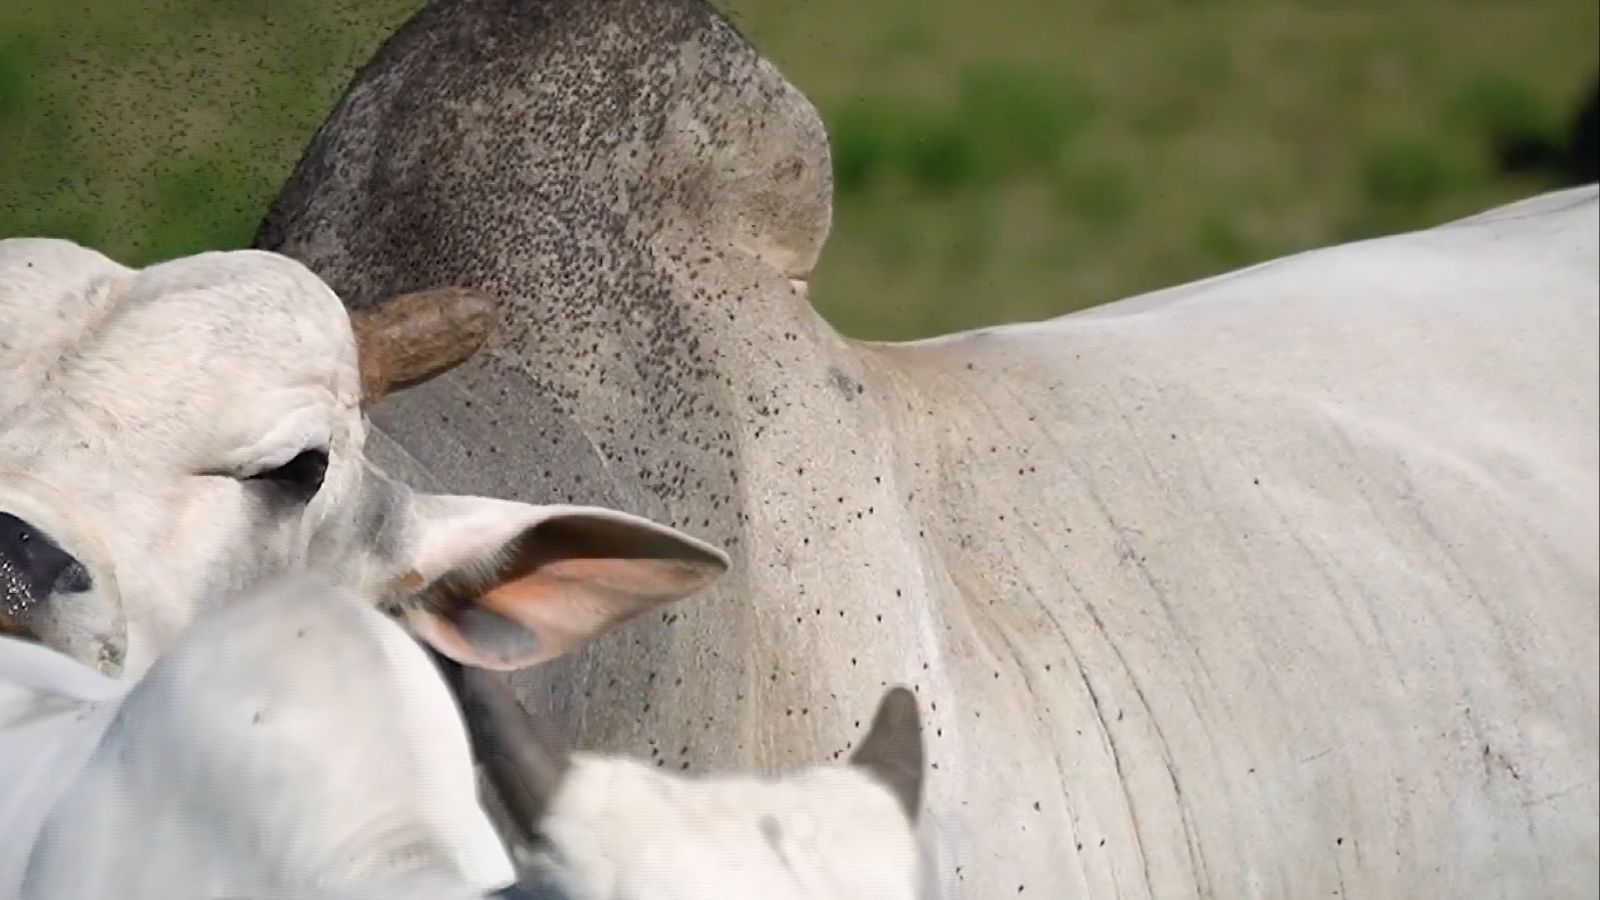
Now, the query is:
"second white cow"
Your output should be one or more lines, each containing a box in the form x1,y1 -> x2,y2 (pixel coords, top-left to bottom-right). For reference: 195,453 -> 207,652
1,576 -> 929,899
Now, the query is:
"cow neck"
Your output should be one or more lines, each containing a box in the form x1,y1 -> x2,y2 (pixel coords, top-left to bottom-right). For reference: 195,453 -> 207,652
476,252 -> 862,553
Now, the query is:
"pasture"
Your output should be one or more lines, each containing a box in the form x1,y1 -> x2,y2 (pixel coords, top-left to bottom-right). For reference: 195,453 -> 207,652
1,0 -> 1594,338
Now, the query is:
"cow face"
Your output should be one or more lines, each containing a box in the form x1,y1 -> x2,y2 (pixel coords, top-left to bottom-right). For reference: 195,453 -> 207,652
0,238 -> 727,676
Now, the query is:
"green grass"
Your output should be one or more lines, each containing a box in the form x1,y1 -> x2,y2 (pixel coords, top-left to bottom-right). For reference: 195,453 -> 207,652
0,0 -> 1595,339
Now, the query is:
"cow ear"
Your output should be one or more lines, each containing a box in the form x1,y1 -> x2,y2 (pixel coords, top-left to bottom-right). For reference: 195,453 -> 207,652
850,686 -> 924,821
398,495 -> 729,670
450,664 -> 571,843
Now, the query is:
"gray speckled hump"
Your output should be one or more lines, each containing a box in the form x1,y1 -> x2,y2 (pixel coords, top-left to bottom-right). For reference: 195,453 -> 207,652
257,0 -> 831,538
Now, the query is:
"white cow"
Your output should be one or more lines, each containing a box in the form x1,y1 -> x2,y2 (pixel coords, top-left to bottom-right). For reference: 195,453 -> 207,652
0,238 -> 728,677
252,0 -> 1600,895
1,575 -> 929,899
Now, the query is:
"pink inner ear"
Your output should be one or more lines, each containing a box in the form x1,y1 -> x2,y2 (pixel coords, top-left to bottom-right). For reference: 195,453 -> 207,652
406,608 -> 511,670
473,556 -> 708,663
410,516 -> 727,671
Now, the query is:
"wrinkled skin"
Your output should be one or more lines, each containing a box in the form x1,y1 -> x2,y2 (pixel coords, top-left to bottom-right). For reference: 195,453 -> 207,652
257,0 -> 1594,896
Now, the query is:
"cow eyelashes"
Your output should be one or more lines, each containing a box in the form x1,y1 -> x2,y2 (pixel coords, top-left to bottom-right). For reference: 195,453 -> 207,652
244,448 -> 329,500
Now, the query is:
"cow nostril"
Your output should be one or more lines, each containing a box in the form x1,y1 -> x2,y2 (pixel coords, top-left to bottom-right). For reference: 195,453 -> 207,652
0,512 -> 94,599
57,561 -> 93,594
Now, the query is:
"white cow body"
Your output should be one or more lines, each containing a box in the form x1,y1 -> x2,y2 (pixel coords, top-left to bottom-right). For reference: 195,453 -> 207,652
851,186 -> 1598,898
252,1 -> 1600,891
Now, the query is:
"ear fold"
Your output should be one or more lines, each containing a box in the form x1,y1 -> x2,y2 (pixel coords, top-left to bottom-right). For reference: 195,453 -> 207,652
850,686 -> 925,821
398,495 -> 730,671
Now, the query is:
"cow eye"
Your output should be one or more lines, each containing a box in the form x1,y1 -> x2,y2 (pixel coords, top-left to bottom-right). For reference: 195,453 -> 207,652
246,448 -> 329,499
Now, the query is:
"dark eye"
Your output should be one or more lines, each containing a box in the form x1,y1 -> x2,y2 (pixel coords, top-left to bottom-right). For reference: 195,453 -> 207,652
247,448 -> 329,500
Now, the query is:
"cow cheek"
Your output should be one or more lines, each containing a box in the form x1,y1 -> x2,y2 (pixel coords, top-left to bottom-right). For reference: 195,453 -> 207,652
157,485 -> 270,618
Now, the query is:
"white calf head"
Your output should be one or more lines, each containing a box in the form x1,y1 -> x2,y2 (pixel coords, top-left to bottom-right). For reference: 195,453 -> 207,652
12,576 -> 513,899
461,667 -> 929,900
0,238 -> 727,675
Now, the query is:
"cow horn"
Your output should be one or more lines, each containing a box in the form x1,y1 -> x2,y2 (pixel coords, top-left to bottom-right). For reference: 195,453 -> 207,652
350,287 -> 497,407
455,664 -> 571,841
850,685 -> 925,821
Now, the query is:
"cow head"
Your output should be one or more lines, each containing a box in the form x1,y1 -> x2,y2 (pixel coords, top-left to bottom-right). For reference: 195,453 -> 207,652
0,237 -> 728,676
458,665 -> 929,899
16,576 -> 517,899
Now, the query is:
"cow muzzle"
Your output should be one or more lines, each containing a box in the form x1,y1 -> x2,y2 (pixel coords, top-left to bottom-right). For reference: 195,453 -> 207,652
0,479 -> 121,660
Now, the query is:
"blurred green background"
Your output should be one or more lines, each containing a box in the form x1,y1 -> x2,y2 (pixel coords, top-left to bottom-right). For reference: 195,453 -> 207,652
1,0 -> 1595,339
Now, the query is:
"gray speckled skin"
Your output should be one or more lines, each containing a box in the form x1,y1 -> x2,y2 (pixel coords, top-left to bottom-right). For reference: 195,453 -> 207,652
255,1 -> 1600,896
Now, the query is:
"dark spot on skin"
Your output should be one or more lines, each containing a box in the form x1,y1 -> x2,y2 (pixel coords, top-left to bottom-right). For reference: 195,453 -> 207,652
758,814 -> 792,871
829,366 -> 862,401
256,0 -> 828,560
